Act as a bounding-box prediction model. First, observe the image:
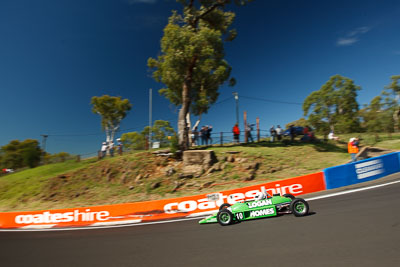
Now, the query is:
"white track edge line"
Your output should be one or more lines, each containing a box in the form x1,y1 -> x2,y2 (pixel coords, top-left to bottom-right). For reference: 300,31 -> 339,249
305,179 -> 400,201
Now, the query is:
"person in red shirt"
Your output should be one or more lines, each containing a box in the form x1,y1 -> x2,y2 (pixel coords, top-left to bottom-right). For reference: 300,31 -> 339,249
348,137 -> 359,162
232,123 -> 240,144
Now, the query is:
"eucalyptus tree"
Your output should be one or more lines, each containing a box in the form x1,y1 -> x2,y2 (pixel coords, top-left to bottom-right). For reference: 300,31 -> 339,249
142,120 -> 176,147
0,139 -> 42,169
303,75 -> 361,135
361,96 -> 383,132
383,75 -> 400,132
148,0 -> 251,150
91,95 -> 132,143
120,120 -> 175,150
120,132 -> 146,150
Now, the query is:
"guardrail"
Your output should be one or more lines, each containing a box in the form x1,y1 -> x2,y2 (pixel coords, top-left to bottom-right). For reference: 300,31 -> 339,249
323,152 -> 400,189
0,172 -> 325,229
1,152 -> 399,229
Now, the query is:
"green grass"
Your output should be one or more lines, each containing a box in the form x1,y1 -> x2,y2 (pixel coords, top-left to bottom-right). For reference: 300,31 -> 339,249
336,132 -> 400,147
1,132 -> 399,212
375,139 -> 400,150
0,158 -> 98,211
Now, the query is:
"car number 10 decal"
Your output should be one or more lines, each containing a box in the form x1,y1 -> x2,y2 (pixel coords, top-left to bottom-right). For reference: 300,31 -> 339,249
236,212 -> 244,220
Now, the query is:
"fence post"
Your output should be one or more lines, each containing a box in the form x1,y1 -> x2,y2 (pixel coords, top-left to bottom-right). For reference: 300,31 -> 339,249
220,132 -> 223,146
257,117 -> 260,142
76,155 -> 81,162
98,151 -> 102,160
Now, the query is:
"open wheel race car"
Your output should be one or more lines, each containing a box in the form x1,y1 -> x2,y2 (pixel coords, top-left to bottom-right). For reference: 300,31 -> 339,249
199,191 -> 310,226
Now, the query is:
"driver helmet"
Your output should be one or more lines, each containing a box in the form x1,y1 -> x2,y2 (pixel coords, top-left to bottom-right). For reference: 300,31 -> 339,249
254,191 -> 265,201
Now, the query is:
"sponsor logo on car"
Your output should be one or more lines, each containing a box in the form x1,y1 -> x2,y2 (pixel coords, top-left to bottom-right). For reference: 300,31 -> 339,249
164,183 -> 303,214
247,199 -> 272,208
355,159 -> 384,179
249,208 -> 275,217
14,209 -> 110,224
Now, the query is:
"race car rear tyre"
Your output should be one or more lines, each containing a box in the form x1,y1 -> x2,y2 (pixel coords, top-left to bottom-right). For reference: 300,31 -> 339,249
219,203 -> 231,211
290,198 -> 309,217
283,194 -> 295,200
217,210 -> 233,226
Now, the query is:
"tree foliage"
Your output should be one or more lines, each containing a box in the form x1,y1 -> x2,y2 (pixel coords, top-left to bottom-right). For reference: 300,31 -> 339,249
303,75 -> 361,134
383,75 -> 400,132
43,152 -> 72,163
91,95 -> 132,143
142,120 -> 176,147
120,132 -> 147,150
359,96 -> 386,133
359,75 -> 400,134
0,139 -> 42,169
121,120 -> 176,150
285,118 -> 308,129
148,0 -> 251,150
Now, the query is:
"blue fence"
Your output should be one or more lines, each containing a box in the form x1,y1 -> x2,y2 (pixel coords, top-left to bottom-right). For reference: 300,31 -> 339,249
323,152 -> 400,190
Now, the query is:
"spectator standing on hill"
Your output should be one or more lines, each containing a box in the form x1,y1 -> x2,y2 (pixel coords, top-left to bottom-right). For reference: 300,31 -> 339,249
200,126 -> 208,145
303,126 -> 309,135
198,126 -> 203,145
109,141 -> 115,157
301,126 -> 310,142
232,123 -> 240,144
101,142 -> 107,159
289,125 -> 295,142
348,137 -> 359,162
116,138 -> 123,155
206,125 -> 213,145
245,123 -> 254,142
276,125 -> 283,141
191,126 -> 199,146
269,125 -> 276,142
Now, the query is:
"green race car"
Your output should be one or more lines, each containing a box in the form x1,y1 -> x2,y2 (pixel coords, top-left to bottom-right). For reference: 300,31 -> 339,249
199,191 -> 309,226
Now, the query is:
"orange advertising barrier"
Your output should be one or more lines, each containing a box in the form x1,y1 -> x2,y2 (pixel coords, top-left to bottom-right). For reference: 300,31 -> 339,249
0,172 -> 325,229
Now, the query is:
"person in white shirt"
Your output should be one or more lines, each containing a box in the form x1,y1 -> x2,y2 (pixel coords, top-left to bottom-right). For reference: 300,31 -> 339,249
101,142 -> 108,159
328,131 -> 339,141
276,125 -> 283,141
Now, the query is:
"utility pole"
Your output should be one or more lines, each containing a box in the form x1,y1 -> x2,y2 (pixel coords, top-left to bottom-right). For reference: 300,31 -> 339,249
149,88 -> 152,150
244,111 -> 247,143
40,134 -> 48,164
40,134 -> 48,153
233,92 -> 239,125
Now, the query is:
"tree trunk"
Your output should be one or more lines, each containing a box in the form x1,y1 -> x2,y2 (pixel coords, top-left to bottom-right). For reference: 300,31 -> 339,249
193,115 -> 201,130
178,57 -> 197,151
393,107 -> 400,132
105,126 -> 111,143
178,82 -> 191,151
186,112 -> 192,133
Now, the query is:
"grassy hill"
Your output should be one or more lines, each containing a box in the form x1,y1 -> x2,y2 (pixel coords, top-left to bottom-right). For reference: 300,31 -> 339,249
1,133 -> 398,212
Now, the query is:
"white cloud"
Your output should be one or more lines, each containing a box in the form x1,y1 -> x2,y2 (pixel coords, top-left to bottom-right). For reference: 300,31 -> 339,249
336,26 -> 371,46
348,26 -> 371,37
337,37 -> 358,46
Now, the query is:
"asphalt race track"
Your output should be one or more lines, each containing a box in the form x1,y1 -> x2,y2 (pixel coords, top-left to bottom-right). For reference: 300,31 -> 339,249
1,175 -> 400,267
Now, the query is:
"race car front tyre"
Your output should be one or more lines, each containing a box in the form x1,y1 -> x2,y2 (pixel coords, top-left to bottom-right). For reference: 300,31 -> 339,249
219,203 -> 231,211
217,210 -> 233,226
290,198 -> 309,217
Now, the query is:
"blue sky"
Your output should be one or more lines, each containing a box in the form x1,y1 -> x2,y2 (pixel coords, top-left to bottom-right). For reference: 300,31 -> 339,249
1,0 -> 399,156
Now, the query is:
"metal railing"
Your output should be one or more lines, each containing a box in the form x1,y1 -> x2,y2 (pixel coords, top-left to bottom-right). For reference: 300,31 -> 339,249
190,129 -> 277,147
